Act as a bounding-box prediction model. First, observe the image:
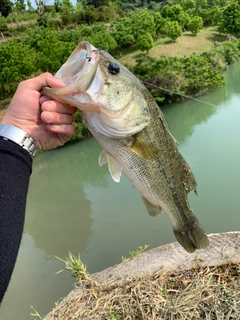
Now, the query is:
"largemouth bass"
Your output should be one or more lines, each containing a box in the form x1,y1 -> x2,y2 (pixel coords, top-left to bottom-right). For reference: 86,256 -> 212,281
43,41 -> 209,253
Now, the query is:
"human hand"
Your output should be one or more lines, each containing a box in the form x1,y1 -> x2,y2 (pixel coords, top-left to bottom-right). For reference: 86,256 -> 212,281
1,73 -> 76,150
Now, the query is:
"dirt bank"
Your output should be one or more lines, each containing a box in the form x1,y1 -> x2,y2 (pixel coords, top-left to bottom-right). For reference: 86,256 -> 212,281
43,232 -> 240,319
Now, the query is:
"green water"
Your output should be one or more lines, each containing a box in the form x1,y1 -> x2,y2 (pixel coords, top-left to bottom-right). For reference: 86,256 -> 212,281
1,62 -> 240,319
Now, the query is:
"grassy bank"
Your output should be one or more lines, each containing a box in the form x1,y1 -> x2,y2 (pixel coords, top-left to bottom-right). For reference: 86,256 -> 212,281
42,261 -> 240,319
117,26 -> 226,65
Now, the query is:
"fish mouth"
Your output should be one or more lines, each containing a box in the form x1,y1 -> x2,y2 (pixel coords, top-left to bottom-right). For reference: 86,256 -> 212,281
54,41 -> 99,85
42,41 -> 151,138
42,41 -> 100,106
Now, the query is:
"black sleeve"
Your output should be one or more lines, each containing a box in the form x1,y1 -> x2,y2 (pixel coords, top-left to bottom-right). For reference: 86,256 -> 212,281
0,138 -> 32,303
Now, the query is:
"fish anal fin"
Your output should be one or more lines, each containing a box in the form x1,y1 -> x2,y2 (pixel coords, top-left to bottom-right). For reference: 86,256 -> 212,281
142,197 -> 163,217
129,138 -> 160,161
98,150 -> 122,183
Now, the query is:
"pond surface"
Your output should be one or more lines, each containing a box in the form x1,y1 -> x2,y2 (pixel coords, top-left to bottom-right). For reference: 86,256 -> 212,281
1,62 -> 240,319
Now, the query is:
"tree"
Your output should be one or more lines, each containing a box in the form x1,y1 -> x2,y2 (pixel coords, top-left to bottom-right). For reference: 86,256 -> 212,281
92,31 -> 117,51
60,0 -> 75,14
178,11 -> 191,29
152,12 -> 166,36
161,4 -> 183,21
188,16 -> 203,34
218,0 -> 240,36
35,0 -> 46,17
27,0 -> 34,12
15,0 -> 26,11
110,18 -> 135,48
0,0 -> 12,17
165,20 -> 182,41
129,9 -> 156,40
137,33 -> 154,53
54,0 -> 61,12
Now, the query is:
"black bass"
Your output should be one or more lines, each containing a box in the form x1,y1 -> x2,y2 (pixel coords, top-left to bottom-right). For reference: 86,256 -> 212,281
43,41 -> 209,253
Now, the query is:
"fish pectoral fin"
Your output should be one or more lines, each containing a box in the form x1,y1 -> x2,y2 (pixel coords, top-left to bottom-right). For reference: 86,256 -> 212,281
129,138 -> 160,161
141,197 -> 163,217
98,150 -> 122,183
99,150 -> 108,166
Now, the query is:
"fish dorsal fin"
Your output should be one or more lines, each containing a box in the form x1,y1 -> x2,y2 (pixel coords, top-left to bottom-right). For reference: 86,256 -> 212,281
141,197 -> 163,217
99,150 -> 122,183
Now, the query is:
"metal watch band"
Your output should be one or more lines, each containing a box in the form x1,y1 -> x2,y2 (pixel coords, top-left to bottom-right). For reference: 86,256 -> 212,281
0,123 -> 38,159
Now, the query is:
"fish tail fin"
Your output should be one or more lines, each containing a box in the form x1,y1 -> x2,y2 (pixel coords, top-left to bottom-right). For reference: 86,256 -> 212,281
173,220 -> 209,253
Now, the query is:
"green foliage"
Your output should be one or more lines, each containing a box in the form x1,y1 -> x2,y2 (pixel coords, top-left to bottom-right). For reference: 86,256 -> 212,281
70,109 -> 90,142
152,12 -> 166,36
27,0 -> 34,12
131,42 -> 234,104
211,39 -> 240,64
137,32 -> 154,53
0,0 -> 12,17
178,10 -> 191,28
15,0 -> 26,12
92,31 -> 117,51
0,12 -> 38,23
0,23 -> 11,36
164,20 -> 182,41
129,9 -> 156,40
122,244 -> 150,261
110,17 -> 135,48
0,40 -> 37,99
218,0 -> 240,36
55,252 -> 90,282
188,15 -> 203,34
129,244 -> 150,258
66,5 -> 118,25
161,4 -> 184,21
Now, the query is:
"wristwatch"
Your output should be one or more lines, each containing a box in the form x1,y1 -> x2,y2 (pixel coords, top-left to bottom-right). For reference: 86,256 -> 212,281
0,123 -> 38,159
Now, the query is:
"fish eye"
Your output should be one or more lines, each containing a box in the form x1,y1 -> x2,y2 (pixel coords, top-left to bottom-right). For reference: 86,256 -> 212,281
108,62 -> 120,75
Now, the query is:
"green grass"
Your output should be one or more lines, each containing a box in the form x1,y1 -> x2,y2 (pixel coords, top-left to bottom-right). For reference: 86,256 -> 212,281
117,26 -> 227,66
54,252 -> 90,283
122,244 -> 150,261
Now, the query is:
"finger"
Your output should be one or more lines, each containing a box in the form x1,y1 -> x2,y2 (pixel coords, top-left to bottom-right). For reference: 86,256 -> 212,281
41,111 -> 74,125
22,72 -> 66,92
47,123 -> 76,137
41,100 -> 76,114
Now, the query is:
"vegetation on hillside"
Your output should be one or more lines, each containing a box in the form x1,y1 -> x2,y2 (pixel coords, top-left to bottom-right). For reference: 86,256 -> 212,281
1,0 -> 240,142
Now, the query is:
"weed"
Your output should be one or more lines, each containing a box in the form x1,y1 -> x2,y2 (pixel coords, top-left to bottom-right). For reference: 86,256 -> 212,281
122,244 -> 150,261
129,244 -> 150,258
30,306 -> 43,319
54,252 -> 90,283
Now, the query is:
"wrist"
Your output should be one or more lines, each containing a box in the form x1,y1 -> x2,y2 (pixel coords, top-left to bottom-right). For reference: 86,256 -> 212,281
0,123 -> 38,159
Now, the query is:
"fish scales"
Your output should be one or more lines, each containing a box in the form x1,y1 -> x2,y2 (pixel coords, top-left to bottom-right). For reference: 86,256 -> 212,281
89,88 -> 198,230
42,41 -> 209,253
